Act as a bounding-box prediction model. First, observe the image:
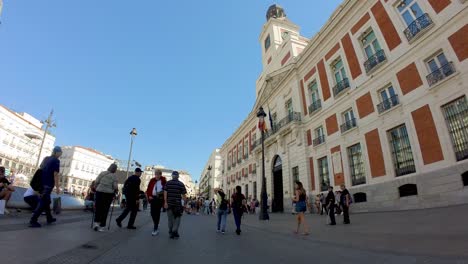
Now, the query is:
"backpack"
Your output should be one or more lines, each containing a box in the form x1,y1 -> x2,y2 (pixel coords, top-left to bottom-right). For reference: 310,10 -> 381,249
30,169 -> 43,193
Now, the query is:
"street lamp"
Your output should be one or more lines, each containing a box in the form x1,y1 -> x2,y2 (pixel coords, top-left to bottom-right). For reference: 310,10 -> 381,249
207,165 -> 212,199
35,110 -> 56,169
257,107 -> 270,221
126,128 -> 137,178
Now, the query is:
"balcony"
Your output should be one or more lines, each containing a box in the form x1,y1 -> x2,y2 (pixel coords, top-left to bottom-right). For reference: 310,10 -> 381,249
377,95 -> 400,114
312,135 -> 325,147
426,62 -> 455,86
364,49 -> 386,73
308,99 -> 322,115
340,118 -> 357,133
403,13 -> 433,42
252,112 -> 301,150
332,78 -> 350,97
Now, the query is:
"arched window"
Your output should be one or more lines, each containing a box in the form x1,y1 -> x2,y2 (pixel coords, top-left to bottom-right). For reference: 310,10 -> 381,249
353,192 -> 367,203
399,184 -> 418,197
462,171 -> 468,186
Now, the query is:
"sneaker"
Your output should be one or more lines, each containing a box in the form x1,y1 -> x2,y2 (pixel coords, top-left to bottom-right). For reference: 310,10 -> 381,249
173,232 -> 180,239
47,218 -> 57,224
93,223 -> 100,231
152,230 -> 159,236
98,227 -> 107,232
221,231 -> 225,235
127,226 -> 137,230
29,221 -> 42,228
115,219 -> 122,228
169,232 -> 175,239
216,229 -> 221,233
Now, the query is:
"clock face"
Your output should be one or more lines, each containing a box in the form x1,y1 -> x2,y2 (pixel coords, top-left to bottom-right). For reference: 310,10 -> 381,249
281,31 -> 289,40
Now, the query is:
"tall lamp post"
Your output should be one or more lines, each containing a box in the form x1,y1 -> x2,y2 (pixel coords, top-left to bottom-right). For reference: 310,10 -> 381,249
35,110 -> 56,169
207,165 -> 212,199
257,107 -> 270,221
126,128 -> 138,178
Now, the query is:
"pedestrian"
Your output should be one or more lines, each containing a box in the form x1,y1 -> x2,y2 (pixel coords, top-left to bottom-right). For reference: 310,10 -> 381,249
116,168 -> 142,229
23,187 -> 40,210
320,193 -> 328,215
93,164 -> 118,232
0,166 -> 15,214
340,184 -> 351,224
325,186 -> 336,225
204,199 -> 210,215
314,194 -> 321,214
231,185 -> 246,235
146,169 -> 166,236
29,146 -> 62,228
164,171 -> 187,239
292,181 -> 310,235
84,181 -> 96,212
214,188 -> 229,234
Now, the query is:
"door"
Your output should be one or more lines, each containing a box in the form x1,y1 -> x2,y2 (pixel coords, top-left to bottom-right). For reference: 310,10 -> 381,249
272,156 -> 284,213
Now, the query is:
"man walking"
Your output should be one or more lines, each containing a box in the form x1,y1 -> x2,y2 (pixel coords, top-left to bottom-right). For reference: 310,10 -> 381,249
340,184 -> 351,224
146,169 -> 167,236
325,186 -> 336,226
29,146 -> 62,228
164,171 -> 187,239
116,168 -> 142,229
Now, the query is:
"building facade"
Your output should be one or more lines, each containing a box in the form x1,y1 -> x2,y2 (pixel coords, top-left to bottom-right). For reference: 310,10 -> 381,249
0,105 -> 56,178
219,1 -> 468,212
199,149 -> 223,199
59,146 -> 114,195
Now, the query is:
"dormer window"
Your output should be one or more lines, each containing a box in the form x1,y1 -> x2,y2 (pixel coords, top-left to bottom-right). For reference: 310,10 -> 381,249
264,35 -> 271,51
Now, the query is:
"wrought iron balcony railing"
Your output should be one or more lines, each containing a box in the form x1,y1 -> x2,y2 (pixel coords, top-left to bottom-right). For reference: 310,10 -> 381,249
308,99 -> 322,115
332,78 -> 350,97
340,118 -> 357,133
403,13 -> 433,42
312,135 -> 325,147
426,62 -> 455,86
251,112 -> 301,150
377,95 -> 400,114
364,49 -> 386,73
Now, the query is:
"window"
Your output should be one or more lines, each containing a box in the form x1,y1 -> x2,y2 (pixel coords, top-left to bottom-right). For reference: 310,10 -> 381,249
253,181 -> 257,199
399,184 -> 418,197
388,125 -> 416,176
313,126 -> 325,146
244,139 -> 249,159
318,157 -> 330,192
362,30 -> 386,73
397,0 -> 433,41
308,81 -> 322,113
245,184 -> 249,199
441,97 -> 468,161
377,85 -> 399,113
347,143 -> 366,186
264,35 -> 271,51
332,58 -> 350,96
286,99 -> 293,118
341,109 -> 357,133
426,52 -> 455,86
292,166 -> 299,183
353,192 -> 367,203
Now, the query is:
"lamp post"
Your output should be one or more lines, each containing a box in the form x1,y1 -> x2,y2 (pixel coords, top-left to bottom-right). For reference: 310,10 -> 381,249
126,128 -> 137,178
35,110 -> 56,169
207,165 -> 212,199
257,107 -> 270,221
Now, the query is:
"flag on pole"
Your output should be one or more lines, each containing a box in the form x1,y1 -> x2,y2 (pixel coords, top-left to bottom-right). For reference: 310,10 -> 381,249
258,118 -> 267,132
268,108 -> 274,131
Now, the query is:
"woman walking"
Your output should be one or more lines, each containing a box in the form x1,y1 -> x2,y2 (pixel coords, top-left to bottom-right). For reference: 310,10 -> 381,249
93,164 -> 118,232
214,188 -> 229,234
293,181 -> 309,235
231,186 -> 246,235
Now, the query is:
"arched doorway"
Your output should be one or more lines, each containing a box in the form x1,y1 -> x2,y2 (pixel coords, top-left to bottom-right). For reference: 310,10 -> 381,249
272,155 -> 284,212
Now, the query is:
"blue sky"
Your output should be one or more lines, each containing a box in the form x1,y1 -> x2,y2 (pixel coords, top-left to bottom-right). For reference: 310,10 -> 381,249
0,0 -> 342,181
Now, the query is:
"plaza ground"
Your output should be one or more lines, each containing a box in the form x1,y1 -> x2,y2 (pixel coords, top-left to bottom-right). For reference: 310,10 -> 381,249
0,204 -> 467,264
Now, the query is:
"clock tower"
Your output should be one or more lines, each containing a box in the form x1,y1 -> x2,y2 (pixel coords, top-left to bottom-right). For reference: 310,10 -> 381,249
259,5 -> 308,75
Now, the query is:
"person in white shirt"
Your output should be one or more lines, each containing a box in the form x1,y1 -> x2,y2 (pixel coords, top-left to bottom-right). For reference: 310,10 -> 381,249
23,187 -> 40,210
146,169 -> 167,236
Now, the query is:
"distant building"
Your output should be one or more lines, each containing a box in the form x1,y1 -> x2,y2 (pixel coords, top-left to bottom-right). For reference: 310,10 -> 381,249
0,105 -> 56,177
199,149 -> 222,199
59,146 -> 114,195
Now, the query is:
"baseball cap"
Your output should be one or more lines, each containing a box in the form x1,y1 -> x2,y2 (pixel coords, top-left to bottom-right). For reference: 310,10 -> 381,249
53,146 -> 62,153
171,171 -> 179,178
135,168 -> 143,173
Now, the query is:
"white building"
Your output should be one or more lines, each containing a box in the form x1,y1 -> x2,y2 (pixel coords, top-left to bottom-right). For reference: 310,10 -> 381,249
0,105 -> 56,178
217,3 -> 468,213
59,146 -> 114,195
199,149 -> 223,199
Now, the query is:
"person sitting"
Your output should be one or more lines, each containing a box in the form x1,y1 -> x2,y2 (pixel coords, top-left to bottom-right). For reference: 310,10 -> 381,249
23,187 -> 40,210
0,166 -> 15,214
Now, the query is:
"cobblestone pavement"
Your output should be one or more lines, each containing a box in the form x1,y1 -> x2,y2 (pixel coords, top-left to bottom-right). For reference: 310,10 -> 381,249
1,205 -> 467,264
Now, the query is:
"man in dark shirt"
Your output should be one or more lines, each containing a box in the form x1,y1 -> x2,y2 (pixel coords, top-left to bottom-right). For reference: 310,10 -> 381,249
116,168 -> 142,229
325,186 -> 336,225
340,184 -> 351,224
164,171 -> 187,239
30,146 -> 62,228
0,166 -> 15,213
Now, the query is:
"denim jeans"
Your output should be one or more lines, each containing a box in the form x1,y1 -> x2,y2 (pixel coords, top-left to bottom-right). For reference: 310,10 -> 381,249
216,209 -> 228,231
233,208 -> 243,231
31,185 -> 53,222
